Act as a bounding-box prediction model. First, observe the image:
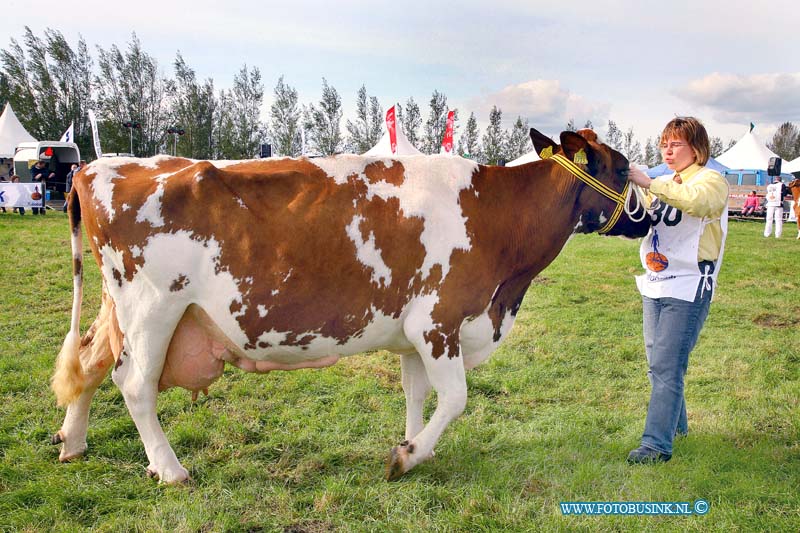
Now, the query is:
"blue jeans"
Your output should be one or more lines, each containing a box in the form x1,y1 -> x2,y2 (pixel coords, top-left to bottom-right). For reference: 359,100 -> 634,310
640,272 -> 712,454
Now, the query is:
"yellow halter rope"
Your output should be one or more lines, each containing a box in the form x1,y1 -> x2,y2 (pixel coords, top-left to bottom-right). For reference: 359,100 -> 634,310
550,153 -> 629,234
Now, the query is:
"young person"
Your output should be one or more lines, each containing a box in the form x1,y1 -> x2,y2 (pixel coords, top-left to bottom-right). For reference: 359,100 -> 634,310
626,117 -> 729,463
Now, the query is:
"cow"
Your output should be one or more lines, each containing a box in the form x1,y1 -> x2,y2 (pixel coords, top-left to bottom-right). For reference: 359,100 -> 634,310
788,179 -> 800,239
51,128 -> 650,483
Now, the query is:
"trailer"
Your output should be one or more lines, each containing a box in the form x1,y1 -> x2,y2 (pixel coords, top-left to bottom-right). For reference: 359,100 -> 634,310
13,141 -> 81,194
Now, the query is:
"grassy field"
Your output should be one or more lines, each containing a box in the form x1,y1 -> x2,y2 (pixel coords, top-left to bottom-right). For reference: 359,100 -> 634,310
0,211 -> 798,532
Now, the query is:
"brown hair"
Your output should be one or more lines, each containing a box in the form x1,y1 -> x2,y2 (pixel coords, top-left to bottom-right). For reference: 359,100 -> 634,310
660,116 -> 710,166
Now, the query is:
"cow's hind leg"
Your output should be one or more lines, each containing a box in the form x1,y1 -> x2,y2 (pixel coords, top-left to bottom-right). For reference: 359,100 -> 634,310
112,308 -> 188,483
387,311 -> 467,480
52,297 -> 117,461
400,352 -> 431,441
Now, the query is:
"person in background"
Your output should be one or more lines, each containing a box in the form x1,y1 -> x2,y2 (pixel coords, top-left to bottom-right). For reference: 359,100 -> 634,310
626,117 -> 729,464
763,176 -> 789,238
30,159 -> 54,215
741,190 -> 760,217
63,163 -> 79,212
10,175 -> 25,215
0,174 -> 7,213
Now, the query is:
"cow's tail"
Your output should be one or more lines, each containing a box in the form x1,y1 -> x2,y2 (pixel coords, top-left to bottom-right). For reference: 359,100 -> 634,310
51,190 -> 85,406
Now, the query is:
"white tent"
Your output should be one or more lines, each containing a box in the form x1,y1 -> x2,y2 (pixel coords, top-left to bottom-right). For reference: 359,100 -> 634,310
507,150 -> 540,167
0,103 -> 36,158
783,156 -> 800,174
363,121 -> 422,156
716,129 -> 779,170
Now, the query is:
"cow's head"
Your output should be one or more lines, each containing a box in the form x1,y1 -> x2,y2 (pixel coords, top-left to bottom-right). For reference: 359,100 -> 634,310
529,128 -> 650,238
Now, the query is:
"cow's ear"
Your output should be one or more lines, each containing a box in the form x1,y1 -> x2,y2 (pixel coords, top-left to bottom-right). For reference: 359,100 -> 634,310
530,128 -> 558,159
559,131 -> 593,167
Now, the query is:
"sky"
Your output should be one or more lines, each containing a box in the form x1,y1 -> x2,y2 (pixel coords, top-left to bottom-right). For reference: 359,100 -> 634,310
4,0 -> 800,147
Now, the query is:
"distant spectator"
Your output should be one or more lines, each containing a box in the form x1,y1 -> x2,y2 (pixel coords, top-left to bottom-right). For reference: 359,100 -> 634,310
0,174 -> 6,213
764,176 -> 789,238
30,160 -> 54,215
63,163 -> 79,212
10,175 -> 25,215
741,191 -> 759,217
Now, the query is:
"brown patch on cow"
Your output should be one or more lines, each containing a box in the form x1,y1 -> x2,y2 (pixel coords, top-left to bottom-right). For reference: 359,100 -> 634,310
753,313 -> 800,329
111,268 -> 123,287
364,159 -> 405,186
170,274 -> 189,292
73,256 -> 83,278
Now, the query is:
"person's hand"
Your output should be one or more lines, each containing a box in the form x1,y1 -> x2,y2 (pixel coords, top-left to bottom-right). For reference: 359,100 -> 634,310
627,165 -> 652,189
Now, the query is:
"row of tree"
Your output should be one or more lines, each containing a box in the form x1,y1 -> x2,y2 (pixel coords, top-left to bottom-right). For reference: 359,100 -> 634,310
3,28 -> 796,167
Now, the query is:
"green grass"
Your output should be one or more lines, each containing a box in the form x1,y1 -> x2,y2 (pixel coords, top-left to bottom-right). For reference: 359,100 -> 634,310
1,212 -> 798,532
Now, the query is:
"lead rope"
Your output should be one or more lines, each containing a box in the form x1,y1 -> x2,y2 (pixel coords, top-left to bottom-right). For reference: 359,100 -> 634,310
624,182 -> 652,222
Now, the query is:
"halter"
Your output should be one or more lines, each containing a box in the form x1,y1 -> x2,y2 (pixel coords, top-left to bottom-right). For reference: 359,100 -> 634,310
549,153 -> 646,234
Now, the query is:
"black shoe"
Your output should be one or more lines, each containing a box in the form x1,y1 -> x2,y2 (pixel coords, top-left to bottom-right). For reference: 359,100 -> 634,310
627,446 -> 671,464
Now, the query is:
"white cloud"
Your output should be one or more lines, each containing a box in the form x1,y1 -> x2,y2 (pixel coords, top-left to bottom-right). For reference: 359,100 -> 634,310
465,80 -> 610,135
675,72 -> 800,126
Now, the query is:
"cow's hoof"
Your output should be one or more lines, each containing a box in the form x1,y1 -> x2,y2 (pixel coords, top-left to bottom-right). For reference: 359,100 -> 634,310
59,445 -> 87,462
146,464 -> 190,484
57,434 -> 88,462
386,440 -> 414,481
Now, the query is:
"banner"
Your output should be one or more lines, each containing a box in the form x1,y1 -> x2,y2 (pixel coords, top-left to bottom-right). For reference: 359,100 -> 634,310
441,110 -> 455,153
0,183 -> 42,208
59,122 -> 74,143
87,110 -> 103,158
386,106 -> 397,154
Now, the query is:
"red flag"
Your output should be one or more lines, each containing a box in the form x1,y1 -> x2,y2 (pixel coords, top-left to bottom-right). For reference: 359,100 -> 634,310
441,110 -> 455,153
386,106 -> 397,154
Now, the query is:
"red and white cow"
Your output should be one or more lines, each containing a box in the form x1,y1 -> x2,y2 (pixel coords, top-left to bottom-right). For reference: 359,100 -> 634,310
51,129 -> 649,482
788,179 -> 800,239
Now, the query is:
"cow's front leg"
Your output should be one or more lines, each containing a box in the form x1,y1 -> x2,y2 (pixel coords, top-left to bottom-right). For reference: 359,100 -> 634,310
400,352 -> 431,441
112,316 -> 188,484
387,314 -> 467,480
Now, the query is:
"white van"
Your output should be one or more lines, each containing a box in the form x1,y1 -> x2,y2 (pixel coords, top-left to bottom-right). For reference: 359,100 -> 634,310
14,141 -> 81,193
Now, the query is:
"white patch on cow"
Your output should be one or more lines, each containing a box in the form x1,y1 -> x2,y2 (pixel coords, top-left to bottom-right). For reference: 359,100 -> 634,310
256,329 -> 287,347
196,174 -> 204,182
346,215 -> 392,287
282,270 -> 293,283
135,183 -> 165,227
257,304 -> 269,318
86,161 -> 120,221
137,154 -> 176,169
122,203 -> 131,212
271,289 -> 279,296
245,306 -> 411,362
237,197 -> 247,208
310,155 -> 478,280
131,245 -> 142,258
598,212 -> 608,225
461,307 -> 516,370
308,154 -> 372,185
101,231 -> 250,353
402,292 -> 442,353
573,216 -> 583,233
87,156 -> 189,222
